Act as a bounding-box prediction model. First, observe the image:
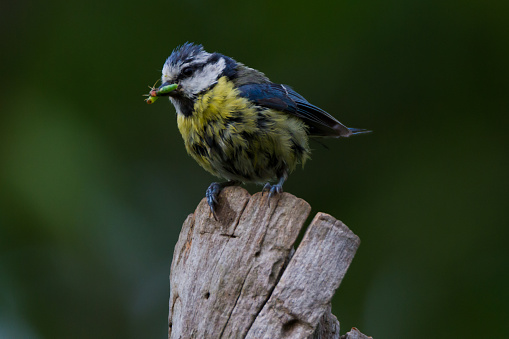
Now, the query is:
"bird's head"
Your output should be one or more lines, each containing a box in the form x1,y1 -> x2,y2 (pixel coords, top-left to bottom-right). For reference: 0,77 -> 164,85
148,42 -> 268,114
157,43 -> 234,100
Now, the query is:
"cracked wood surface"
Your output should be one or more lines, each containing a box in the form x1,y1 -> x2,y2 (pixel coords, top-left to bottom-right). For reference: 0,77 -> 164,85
168,186 -> 364,339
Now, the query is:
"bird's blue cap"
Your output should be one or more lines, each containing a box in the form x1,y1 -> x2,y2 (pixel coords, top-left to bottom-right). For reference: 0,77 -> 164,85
167,42 -> 205,66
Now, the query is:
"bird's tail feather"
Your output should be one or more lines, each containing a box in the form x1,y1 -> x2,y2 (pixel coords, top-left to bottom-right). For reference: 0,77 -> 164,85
347,127 -> 371,136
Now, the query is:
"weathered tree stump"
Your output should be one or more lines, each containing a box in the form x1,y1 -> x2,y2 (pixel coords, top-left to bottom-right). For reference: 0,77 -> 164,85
168,186 -> 371,339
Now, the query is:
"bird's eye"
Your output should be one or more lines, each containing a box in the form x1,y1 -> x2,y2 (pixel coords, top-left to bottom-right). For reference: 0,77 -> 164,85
182,67 -> 193,77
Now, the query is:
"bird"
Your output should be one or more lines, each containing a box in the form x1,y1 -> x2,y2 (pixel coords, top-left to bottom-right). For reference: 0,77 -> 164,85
146,42 -> 369,217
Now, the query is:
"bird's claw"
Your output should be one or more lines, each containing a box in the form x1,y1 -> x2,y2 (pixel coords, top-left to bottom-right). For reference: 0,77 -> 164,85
262,183 -> 271,195
262,182 -> 283,206
204,181 -> 241,220
206,182 -> 221,220
269,184 -> 283,199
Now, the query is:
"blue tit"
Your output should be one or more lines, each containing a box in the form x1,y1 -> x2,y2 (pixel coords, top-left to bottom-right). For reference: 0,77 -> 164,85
148,42 -> 370,217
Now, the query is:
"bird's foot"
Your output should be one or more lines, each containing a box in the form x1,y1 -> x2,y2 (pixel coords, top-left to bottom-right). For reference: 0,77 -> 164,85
262,182 -> 283,206
206,182 -> 222,220
205,181 -> 240,220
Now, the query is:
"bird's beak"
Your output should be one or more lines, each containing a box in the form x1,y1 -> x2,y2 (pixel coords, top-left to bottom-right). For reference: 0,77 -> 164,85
150,82 -> 178,97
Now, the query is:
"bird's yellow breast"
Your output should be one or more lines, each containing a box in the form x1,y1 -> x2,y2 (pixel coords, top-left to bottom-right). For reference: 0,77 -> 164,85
176,76 -> 310,183
177,76 -> 257,144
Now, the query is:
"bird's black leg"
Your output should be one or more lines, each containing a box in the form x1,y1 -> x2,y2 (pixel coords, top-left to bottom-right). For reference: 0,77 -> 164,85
206,180 -> 241,219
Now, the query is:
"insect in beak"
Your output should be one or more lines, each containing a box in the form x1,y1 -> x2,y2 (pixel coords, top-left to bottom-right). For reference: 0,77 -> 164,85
144,81 -> 178,104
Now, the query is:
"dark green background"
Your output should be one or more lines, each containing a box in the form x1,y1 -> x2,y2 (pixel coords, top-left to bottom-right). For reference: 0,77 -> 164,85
1,0 -> 508,338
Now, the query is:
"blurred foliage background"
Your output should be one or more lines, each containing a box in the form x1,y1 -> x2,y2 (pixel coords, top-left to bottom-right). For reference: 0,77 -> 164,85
1,0 -> 508,338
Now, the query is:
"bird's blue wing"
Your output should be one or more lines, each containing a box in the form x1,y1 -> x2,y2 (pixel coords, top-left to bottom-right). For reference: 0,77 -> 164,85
237,83 -> 352,137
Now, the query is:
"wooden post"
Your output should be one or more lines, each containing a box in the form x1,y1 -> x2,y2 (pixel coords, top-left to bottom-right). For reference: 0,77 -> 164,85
168,187 -> 372,339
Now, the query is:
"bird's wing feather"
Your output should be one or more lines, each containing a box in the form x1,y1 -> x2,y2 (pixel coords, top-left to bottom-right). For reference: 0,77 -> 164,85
237,83 -> 351,137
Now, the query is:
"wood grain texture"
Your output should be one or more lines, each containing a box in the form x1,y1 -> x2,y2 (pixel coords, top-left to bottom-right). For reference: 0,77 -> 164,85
245,212 -> 360,339
168,186 -> 369,339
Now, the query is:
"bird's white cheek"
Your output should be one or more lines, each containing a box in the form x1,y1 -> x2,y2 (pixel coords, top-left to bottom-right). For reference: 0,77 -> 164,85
182,58 -> 226,95
181,75 -> 215,95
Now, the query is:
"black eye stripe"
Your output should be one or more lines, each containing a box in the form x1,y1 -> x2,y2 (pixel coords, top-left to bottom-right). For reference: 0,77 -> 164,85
177,62 -> 209,81
178,53 -> 225,80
